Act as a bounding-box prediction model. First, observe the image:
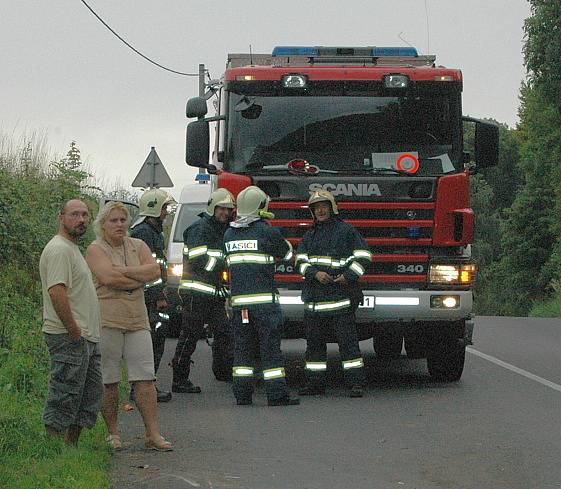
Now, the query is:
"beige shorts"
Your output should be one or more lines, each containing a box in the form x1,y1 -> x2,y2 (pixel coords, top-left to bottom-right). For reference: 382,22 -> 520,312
100,327 -> 155,384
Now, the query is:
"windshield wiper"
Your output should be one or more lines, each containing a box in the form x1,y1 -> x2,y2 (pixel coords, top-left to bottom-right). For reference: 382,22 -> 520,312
369,167 -> 414,176
245,162 -> 340,174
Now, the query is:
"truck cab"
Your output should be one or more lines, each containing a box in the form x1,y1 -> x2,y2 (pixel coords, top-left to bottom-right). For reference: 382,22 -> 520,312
184,46 -> 499,381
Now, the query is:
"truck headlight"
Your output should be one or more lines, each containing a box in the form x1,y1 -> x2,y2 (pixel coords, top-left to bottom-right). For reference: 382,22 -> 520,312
168,263 -> 183,277
430,295 -> 460,309
429,263 -> 475,285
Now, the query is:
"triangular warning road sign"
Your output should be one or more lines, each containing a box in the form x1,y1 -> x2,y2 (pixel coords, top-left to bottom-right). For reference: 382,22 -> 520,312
131,147 -> 174,188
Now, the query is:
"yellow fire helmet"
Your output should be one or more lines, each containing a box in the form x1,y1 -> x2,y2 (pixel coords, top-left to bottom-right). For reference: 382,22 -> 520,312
138,188 -> 176,218
308,189 -> 339,215
207,188 -> 235,215
236,186 -> 274,219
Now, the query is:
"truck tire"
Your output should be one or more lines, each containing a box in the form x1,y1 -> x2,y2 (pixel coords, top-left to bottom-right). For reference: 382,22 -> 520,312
212,354 -> 232,381
404,330 -> 427,359
426,320 -> 466,382
373,328 -> 403,358
211,334 -> 233,381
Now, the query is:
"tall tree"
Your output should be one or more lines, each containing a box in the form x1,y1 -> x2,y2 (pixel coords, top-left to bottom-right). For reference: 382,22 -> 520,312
523,1 -> 561,108
482,1 -> 561,315
64,140 -> 82,170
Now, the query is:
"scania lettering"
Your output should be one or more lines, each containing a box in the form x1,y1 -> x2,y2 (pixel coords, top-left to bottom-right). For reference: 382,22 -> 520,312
185,45 -> 499,382
308,183 -> 382,197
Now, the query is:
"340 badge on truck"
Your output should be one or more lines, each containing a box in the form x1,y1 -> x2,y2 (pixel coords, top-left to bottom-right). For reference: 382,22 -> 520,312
396,264 -> 425,273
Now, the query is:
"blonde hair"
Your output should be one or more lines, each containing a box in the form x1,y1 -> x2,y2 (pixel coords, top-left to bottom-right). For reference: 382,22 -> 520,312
93,201 -> 130,239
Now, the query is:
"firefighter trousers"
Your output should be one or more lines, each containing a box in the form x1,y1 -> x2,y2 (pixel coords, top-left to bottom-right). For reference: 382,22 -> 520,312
148,303 -> 167,374
172,294 -> 233,385
304,310 -> 365,387
232,303 -> 289,402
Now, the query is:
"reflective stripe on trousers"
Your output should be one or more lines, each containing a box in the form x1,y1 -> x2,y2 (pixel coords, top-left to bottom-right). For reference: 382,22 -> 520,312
305,299 -> 351,312
231,293 -> 278,306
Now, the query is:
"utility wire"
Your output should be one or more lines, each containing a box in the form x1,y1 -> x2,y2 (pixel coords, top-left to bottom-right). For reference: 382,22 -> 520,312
79,0 -> 199,77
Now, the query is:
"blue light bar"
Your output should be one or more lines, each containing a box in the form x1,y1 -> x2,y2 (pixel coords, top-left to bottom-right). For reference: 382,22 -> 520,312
195,173 -> 210,182
372,47 -> 418,57
272,46 -> 418,57
272,46 -> 319,57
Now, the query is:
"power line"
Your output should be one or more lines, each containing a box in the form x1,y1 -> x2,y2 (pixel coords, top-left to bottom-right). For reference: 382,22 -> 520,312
79,0 -> 199,77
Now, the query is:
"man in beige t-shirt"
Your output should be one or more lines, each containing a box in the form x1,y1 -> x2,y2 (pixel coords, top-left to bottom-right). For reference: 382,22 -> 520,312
39,199 -> 103,445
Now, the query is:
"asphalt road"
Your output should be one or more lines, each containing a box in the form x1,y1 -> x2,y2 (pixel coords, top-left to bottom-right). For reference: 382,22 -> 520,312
111,317 -> 561,489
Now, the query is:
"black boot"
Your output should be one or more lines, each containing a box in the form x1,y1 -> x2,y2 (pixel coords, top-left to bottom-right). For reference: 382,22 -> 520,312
349,385 -> 363,398
268,395 -> 300,406
172,379 -> 202,393
156,387 -> 172,402
236,398 -> 253,406
298,384 -> 326,396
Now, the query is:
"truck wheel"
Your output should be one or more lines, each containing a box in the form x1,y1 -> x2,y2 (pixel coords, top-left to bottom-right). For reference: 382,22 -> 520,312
212,365 -> 232,381
211,334 -> 233,381
373,329 -> 403,358
426,321 -> 466,382
404,329 -> 427,359
212,355 -> 232,381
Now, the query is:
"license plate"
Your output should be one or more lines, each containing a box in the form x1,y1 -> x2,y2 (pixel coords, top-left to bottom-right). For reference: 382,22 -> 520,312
359,296 -> 375,308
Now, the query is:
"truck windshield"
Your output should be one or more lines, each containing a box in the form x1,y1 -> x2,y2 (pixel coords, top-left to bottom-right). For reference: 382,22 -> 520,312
225,90 -> 462,175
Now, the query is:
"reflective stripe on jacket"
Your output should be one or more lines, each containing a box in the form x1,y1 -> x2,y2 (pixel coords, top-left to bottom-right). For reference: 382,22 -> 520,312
224,220 -> 292,308
296,218 -> 372,313
181,213 -> 228,297
130,220 -> 167,303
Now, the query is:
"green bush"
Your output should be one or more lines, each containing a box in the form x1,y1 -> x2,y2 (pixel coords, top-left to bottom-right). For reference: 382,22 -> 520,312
529,281 -> 561,318
0,138 -> 111,488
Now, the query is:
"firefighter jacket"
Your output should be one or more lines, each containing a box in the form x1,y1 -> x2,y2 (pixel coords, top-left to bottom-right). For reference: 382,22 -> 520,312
178,213 -> 229,298
295,218 -> 372,314
224,220 -> 293,308
130,218 -> 166,303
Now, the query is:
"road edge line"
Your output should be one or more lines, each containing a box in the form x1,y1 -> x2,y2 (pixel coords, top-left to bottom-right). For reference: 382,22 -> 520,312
467,347 -> 561,393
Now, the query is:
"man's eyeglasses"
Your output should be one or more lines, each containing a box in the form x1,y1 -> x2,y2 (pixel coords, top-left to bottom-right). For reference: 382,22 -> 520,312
62,211 -> 90,219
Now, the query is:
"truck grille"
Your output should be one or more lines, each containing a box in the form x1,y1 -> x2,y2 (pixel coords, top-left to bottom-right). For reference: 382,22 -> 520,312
269,201 -> 433,288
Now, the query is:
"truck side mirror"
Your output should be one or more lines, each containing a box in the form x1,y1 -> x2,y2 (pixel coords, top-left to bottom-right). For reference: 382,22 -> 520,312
186,120 -> 210,168
186,97 -> 208,118
474,121 -> 499,168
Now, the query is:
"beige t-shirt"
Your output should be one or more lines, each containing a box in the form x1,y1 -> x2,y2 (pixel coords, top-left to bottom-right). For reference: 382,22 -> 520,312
40,234 -> 101,342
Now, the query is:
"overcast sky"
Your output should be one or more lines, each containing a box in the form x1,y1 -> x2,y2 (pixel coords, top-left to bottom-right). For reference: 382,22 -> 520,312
2,0 -> 531,197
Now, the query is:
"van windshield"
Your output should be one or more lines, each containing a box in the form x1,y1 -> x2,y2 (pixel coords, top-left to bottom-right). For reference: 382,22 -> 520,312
172,204 -> 206,242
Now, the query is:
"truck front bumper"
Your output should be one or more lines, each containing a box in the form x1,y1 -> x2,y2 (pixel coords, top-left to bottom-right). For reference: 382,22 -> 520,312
278,289 -> 473,323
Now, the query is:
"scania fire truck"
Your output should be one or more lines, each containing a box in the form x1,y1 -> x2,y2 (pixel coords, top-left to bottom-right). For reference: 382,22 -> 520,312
183,46 -> 499,382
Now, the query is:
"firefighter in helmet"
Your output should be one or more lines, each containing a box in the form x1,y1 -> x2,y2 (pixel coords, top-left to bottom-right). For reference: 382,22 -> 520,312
224,186 -> 299,406
295,190 -> 373,397
130,187 -> 176,403
172,188 -> 235,392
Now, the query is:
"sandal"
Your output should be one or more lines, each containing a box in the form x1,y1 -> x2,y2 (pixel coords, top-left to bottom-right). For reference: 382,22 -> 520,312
106,434 -> 122,450
145,435 -> 173,452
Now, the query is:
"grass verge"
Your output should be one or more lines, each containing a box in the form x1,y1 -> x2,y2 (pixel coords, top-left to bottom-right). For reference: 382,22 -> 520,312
0,266 -> 112,489
529,290 -> 561,318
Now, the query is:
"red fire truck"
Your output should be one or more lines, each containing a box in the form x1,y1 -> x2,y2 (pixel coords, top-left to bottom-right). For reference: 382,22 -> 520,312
184,46 -> 499,381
